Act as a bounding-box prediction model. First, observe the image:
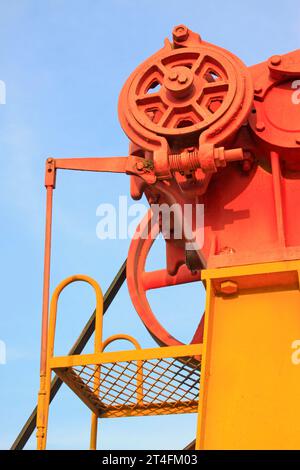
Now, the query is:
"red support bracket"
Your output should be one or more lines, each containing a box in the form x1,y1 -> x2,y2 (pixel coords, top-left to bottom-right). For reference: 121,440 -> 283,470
44,158 -> 56,189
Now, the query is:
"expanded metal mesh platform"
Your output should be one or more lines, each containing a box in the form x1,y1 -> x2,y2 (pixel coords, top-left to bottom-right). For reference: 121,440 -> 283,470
52,345 -> 201,418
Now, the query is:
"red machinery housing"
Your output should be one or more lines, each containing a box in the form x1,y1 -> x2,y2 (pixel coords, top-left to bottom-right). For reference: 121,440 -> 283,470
117,25 -> 300,349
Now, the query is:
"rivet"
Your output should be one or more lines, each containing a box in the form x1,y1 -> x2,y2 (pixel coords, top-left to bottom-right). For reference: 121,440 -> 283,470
256,121 -> 265,132
270,55 -> 281,66
169,71 -> 178,81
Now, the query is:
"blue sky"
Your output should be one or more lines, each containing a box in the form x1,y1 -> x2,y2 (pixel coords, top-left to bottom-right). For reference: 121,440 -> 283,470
0,0 -> 300,450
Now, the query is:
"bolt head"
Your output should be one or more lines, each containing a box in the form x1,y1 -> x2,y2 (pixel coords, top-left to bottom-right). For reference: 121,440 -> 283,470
136,161 -> 144,171
220,280 -> 238,295
270,55 -> 281,66
164,65 -> 193,97
172,24 -> 189,42
178,73 -> 188,84
256,121 -> 265,132
169,71 -> 178,81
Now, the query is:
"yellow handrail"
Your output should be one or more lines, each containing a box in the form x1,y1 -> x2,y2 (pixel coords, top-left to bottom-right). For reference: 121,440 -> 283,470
48,275 -> 104,359
38,275 -> 147,450
37,274 -> 103,451
102,334 -> 143,405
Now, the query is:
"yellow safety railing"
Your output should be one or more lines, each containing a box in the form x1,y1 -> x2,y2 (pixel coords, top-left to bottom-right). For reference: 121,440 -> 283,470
37,275 -> 103,450
37,274 -> 202,451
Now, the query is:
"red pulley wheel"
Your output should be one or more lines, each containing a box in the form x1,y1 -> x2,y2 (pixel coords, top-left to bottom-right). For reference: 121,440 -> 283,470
119,44 -> 253,150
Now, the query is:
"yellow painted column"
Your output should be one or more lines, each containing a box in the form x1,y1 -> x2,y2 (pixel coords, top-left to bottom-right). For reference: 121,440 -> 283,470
196,261 -> 300,450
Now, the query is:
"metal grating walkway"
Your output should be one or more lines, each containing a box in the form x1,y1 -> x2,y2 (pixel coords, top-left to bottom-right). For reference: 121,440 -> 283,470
54,351 -> 201,418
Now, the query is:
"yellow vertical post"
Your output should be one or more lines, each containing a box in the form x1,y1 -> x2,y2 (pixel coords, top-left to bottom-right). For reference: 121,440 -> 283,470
195,278 -> 213,450
90,414 -> 98,451
90,279 -> 103,450
196,261 -> 300,449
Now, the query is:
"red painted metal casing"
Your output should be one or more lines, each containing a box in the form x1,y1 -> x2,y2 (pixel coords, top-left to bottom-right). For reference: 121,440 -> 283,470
117,26 -> 300,348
